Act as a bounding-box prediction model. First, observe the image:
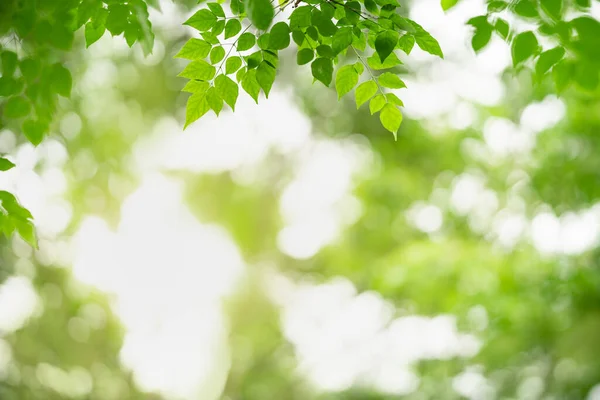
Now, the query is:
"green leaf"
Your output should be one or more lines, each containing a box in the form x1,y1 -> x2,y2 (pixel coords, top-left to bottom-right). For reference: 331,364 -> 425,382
256,61 -> 276,97
488,1 -> 508,12
262,50 -> 278,68
553,60 -> 573,92
511,31 -> 539,66
202,32 -> 220,44
367,52 -> 402,70
289,6 -> 312,29
378,72 -> 406,88
231,0 -> 245,15
210,46 -> 226,64
375,30 -> 399,62
397,35 -> 415,54
242,69 -> 261,103
0,77 -> 20,97
14,218 -> 36,248
441,0 -> 459,11
354,62 -> 364,75
85,21 -> 105,47
355,80 -> 378,108
245,0 -> 274,30
1,51 -> 18,76
19,59 -> 40,82
292,30 -> 305,46
185,9 -> 217,31
246,51 -> 263,69
211,20 -> 226,36
514,0 -> 538,18
369,94 -> 386,114
540,0 -> 562,19
364,0 -> 379,14
237,33 -> 256,51
470,23 -> 492,52
495,19 -> 510,39
335,65 -> 359,99
332,27 -> 353,55
207,3 -> 226,18
106,4 -> 129,35
345,1 -> 362,24
297,48 -> 314,65
311,9 -> 337,37
185,91 -> 210,128
407,20 -> 444,58
225,19 -> 242,39
178,60 -> 217,80
574,61 -> 598,91
311,57 -> 334,87
353,30 -> 367,51
316,45 -> 334,58
236,67 -> 247,83
175,39 -> 212,60
49,64 -> 72,97
206,87 -> 224,115
22,120 -> 45,146
306,26 -> 319,41
226,57 -> 243,74
269,22 -> 291,50
4,96 -> 30,118
0,158 -> 15,171
215,74 -> 239,110
386,93 -> 403,106
182,80 -> 210,93
379,103 -> 402,138
535,46 -> 565,76
258,33 -> 271,49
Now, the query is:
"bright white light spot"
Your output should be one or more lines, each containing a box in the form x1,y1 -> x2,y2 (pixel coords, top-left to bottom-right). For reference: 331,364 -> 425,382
588,383 -> 600,400
531,212 -> 561,255
453,367 -> 495,400
520,96 -> 566,134
408,203 -> 443,233
0,277 -> 39,334
450,173 -> 485,215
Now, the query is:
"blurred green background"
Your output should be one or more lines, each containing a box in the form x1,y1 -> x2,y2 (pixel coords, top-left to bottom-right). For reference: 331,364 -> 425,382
1,0 -> 600,399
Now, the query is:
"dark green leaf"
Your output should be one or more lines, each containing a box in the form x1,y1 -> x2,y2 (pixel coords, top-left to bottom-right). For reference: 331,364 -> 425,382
1,51 -> 18,76
316,45 -> 334,58
0,158 -> 15,171
364,0 -> 379,14
85,21 -> 105,47
292,30 -> 305,45
4,96 -> 30,118
552,60 -> 573,92
258,33 -> 271,49
311,9 -> 337,37
535,46 -> 565,76
514,0 -> 538,18
106,4 -> 129,35
345,1 -> 362,24
290,6 -> 313,29
297,48 -> 314,65
540,0 -> 562,19
375,30 -> 399,62
22,120 -> 45,146
311,57 -> 334,86
19,59 -> 40,82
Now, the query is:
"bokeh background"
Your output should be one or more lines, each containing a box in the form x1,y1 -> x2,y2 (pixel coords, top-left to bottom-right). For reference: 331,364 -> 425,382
1,0 -> 600,398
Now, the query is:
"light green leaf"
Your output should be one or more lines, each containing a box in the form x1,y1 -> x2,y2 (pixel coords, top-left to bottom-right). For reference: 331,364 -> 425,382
256,61 -> 276,97
407,20 -> 444,58
207,3 -> 226,17
511,31 -> 539,66
375,30 -> 399,62
0,158 -> 15,171
311,57 -> 334,87
367,52 -> 402,70
175,39 -> 212,60
354,62 -> 364,75
184,9 -> 217,31
335,65 -> 359,99
178,60 -> 217,80
225,19 -> 242,39
369,94 -> 386,114
182,80 -> 210,93
211,20 -> 225,36
226,57 -> 243,74
378,72 -> 406,89
552,60 -> 573,92
242,69 -> 261,103
441,0 -> 459,10
379,103 -> 402,138
397,34 -> 415,54
185,91 -> 210,129
14,218 -> 36,248
22,120 -> 45,146
215,74 -> 239,110
237,33 -> 256,51
245,0 -> 274,30
206,87 -> 223,115
210,46 -> 226,64
385,92 -> 403,106
355,80 -> 378,108
297,48 -> 314,65
269,22 -> 291,50
258,33 -> 271,49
